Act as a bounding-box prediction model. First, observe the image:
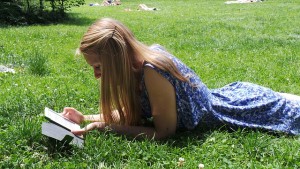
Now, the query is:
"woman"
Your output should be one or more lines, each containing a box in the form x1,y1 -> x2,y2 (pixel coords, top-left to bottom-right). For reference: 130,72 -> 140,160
62,18 -> 300,140
101,0 -> 121,6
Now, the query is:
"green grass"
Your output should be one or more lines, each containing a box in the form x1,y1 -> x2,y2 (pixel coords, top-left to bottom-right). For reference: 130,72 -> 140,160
1,0 -> 300,168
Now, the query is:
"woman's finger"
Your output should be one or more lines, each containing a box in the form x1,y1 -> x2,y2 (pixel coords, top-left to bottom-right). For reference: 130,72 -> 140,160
71,123 -> 96,135
61,107 -> 71,116
71,129 -> 86,136
71,122 -> 105,135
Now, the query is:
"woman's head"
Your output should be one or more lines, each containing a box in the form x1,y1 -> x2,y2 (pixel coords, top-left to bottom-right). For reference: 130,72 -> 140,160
79,18 -> 142,125
80,18 -> 136,79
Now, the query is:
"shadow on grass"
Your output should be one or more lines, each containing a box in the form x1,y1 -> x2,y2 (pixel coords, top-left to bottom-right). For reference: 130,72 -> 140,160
42,137 -> 75,157
164,121 -> 295,149
0,12 -> 95,28
38,123 -> 296,160
165,124 -> 223,148
60,12 -> 95,26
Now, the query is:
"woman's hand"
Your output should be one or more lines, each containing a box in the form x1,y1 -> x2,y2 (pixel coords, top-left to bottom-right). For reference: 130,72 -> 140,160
71,122 -> 106,135
62,107 -> 84,124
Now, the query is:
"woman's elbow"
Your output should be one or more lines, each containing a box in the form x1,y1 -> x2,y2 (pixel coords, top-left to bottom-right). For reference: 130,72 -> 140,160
152,130 -> 176,141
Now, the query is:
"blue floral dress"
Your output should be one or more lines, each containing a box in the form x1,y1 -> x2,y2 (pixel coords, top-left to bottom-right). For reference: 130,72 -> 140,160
140,44 -> 300,135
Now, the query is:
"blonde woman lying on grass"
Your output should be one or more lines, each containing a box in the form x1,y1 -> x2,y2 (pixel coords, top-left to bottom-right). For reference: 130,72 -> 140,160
62,18 -> 300,140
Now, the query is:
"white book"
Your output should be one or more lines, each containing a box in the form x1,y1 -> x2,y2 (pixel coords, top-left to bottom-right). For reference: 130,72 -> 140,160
44,107 -> 81,131
42,107 -> 84,147
42,122 -> 84,147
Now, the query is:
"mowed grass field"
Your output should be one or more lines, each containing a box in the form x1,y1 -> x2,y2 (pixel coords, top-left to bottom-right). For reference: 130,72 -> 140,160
1,0 -> 300,168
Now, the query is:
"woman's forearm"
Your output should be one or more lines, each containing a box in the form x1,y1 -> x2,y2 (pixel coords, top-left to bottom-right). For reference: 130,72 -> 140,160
108,124 -> 170,140
83,110 -> 120,123
84,114 -> 103,122
83,111 -> 171,140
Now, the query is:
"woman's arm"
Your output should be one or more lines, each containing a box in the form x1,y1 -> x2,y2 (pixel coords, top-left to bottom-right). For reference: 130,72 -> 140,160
84,109 -> 120,122
106,124 -> 169,140
83,114 -> 103,122
72,67 -> 178,140
142,66 -> 177,139
112,67 -> 177,140
72,122 -> 165,140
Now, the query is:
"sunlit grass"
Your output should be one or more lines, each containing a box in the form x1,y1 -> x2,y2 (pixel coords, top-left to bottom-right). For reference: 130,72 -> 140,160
1,0 -> 300,168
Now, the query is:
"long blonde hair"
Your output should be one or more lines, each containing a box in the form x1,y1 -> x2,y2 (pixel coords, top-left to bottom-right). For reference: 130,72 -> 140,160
79,18 -> 187,126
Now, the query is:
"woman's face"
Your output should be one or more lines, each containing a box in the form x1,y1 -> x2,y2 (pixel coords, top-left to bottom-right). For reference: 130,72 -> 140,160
84,54 -> 102,79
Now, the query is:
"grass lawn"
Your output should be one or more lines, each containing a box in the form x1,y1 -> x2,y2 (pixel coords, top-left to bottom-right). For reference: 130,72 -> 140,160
1,0 -> 300,168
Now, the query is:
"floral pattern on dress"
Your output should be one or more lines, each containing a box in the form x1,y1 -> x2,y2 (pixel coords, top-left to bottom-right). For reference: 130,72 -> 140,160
140,44 -> 300,135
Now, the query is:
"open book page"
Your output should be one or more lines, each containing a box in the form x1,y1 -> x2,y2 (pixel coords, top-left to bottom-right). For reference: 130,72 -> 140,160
42,122 -> 84,147
44,107 -> 81,131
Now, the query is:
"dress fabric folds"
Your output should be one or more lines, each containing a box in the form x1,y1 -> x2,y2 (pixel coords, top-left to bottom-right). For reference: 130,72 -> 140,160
140,44 -> 300,135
